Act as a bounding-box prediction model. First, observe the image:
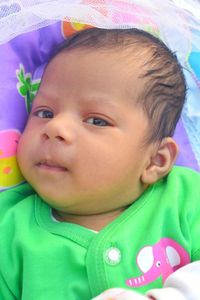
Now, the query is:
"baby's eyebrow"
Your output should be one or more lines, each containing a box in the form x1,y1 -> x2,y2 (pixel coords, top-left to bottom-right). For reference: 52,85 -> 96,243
34,90 -> 59,103
34,90 -> 120,113
79,94 -> 122,108
81,97 -> 116,107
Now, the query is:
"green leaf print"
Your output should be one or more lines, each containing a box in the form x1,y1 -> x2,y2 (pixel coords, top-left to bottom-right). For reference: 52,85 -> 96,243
16,64 -> 41,113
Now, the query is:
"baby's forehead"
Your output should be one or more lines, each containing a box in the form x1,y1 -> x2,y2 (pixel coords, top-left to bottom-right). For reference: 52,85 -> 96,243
44,46 -> 147,89
47,45 -> 150,87
46,28 -> 171,89
36,46 -> 147,110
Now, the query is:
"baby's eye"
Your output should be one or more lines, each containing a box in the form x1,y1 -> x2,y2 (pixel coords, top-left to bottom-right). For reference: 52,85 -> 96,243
34,110 -> 54,119
85,117 -> 109,127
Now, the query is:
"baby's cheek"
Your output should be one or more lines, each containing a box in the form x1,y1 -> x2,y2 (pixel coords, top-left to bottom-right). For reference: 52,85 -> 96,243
16,136 -> 30,171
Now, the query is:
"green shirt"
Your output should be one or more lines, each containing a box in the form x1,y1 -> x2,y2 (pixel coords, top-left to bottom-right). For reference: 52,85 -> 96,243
0,166 -> 200,300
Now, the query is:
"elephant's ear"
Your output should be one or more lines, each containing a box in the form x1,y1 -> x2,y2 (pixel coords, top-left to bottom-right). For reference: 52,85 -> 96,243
137,246 -> 154,272
166,246 -> 181,267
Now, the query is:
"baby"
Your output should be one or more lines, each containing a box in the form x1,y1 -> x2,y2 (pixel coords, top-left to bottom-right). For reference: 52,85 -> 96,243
0,28 -> 200,300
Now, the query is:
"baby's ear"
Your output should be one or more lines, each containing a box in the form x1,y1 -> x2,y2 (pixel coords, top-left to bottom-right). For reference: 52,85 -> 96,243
141,137 -> 178,184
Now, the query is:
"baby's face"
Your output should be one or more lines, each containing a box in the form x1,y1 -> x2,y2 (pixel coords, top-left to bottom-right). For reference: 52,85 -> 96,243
17,49 -> 154,215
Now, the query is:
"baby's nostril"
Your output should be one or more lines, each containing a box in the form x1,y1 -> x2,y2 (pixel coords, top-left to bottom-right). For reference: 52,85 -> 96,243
56,136 -> 64,141
42,133 -> 50,140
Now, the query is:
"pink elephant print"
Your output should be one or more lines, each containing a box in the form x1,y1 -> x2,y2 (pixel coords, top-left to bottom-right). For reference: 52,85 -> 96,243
126,238 -> 190,288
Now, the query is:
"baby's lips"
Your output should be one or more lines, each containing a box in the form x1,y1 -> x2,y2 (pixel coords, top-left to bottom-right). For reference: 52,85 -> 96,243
36,158 -> 69,171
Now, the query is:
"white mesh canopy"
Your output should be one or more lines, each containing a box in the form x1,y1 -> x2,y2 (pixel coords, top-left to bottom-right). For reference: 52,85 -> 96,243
0,0 -> 200,61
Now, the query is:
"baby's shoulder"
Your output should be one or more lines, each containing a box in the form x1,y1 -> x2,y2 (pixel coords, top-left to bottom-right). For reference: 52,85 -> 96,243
169,166 -> 200,183
164,166 -> 200,203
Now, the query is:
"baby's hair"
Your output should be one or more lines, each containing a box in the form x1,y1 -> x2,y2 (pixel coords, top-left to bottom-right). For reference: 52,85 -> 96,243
50,28 -> 186,143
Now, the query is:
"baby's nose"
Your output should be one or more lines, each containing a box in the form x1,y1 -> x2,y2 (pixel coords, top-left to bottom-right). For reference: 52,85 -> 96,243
42,116 -> 74,143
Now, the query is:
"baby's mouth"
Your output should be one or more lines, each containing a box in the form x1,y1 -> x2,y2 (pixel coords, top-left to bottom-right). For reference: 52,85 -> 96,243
36,160 -> 68,172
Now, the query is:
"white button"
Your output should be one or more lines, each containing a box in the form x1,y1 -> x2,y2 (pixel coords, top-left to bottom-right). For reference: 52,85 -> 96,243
105,247 -> 121,265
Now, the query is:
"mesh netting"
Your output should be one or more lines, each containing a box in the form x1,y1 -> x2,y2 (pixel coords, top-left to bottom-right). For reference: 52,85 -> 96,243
0,0 -> 200,60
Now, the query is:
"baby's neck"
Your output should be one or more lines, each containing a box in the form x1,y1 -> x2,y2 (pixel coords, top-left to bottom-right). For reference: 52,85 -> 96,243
52,207 -> 126,231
